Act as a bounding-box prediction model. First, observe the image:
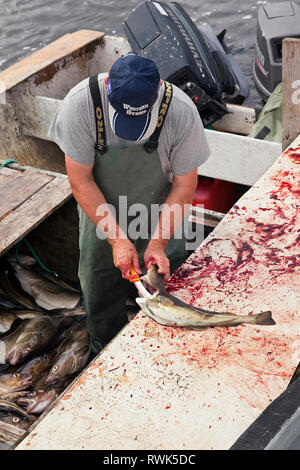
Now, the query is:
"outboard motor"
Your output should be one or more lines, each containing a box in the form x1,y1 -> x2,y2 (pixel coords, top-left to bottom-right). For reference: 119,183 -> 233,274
253,1 -> 300,102
123,1 -> 250,127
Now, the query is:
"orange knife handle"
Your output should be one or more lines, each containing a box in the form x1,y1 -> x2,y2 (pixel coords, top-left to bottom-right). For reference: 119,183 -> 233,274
129,265 -> 140,283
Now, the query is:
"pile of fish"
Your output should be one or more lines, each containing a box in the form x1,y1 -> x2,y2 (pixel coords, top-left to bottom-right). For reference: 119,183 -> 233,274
0,253 -> 90,448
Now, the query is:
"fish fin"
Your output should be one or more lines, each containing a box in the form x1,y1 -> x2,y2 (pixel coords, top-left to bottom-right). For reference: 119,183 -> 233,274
254,311 -> 275,326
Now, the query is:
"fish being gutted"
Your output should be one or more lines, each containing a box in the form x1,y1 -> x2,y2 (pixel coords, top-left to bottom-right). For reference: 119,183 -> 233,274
136,266 -> 275,329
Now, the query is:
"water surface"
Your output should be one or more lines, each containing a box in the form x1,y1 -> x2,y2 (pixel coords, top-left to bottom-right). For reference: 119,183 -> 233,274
0,0 -> 281,107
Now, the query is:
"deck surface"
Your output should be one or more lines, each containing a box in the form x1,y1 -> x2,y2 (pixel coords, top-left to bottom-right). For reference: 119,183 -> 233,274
15,138 -> 300,450
0,163 -> 72,256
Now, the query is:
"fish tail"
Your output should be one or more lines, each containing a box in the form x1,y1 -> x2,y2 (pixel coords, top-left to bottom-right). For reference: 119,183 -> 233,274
254,311 -> 275,326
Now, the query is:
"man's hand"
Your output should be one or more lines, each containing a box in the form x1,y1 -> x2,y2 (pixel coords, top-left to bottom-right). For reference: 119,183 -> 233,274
144,240 -> 170,282
111,239 -> 141,280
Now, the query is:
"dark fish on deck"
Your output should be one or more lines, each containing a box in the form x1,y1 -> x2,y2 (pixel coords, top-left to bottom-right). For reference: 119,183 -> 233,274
12,310 -> 46,320
137,265 -> 276,329
45,326 -> 91,384
12,254 -> 37,269
0,411 -> 32,430
17,352 -> 55,384
50,306 -> 86,317
49,317 -> 86,352
0,373 -> 32,395
0,399 -> 35,421
0,412 -> 32,445
0,311 -> 16,334
1,391 -> 29,403
3,316 -> 57,366
0,322 -> 26,364
10,307 -> 85,322
41,271 -> 80,294
0,298 -> 21,311
9,260 -> 80,311
0,265 -> 36,310
18,389 -> 58,414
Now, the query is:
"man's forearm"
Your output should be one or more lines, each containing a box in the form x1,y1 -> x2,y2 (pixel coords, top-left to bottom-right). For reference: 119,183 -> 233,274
150,183 -> 195,249
70,178 -> 126,245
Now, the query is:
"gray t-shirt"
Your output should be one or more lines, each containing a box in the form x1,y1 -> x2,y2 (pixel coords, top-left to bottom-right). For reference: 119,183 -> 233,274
48,73 -> 210,182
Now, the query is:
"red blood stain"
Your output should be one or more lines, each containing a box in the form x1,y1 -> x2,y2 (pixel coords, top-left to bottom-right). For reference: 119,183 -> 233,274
283,144 -> 300,161
246,217 -> 290,243
160,325 -> 294,384
289,153 -> 300,164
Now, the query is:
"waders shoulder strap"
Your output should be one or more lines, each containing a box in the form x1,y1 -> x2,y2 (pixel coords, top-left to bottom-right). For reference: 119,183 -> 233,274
89,75 -> 107,154
144,81 -> 173,154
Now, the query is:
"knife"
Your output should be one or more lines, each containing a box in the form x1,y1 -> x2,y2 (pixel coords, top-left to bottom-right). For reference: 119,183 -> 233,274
129,266 -> 152,298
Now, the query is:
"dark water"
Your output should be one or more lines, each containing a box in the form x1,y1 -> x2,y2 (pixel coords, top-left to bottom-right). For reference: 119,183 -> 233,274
0,0 -> 282,108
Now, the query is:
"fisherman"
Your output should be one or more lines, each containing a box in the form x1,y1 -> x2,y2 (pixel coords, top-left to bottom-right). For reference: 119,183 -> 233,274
48,52 -> 210,353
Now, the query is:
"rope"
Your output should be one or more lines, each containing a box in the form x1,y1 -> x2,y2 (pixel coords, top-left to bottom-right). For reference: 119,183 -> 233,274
15,238 -> 55,275
0,159 -> 18,169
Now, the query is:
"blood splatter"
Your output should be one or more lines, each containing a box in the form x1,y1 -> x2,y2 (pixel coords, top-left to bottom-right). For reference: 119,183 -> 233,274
288,153 -> 300,164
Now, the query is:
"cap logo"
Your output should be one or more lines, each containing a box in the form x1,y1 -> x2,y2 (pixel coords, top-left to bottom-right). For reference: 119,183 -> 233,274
123,103 -> 149,116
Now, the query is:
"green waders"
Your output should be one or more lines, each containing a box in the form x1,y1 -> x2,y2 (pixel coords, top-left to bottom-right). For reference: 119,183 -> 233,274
78,78 -> 189,353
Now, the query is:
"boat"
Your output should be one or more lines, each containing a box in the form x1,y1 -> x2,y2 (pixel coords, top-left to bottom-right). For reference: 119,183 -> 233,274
0,3 -> 299,451
12,132 -> 300,450
0,23 -> 282,282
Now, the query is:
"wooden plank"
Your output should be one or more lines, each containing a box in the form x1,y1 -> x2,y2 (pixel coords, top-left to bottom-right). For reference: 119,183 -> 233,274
0,30 -> 104,92
0,177 -> 72,256
212,104 -> 256,135
15,137 -> 300,451
200,129 -> 282,185
0,167 -> 53,221
282,38 -> 300,150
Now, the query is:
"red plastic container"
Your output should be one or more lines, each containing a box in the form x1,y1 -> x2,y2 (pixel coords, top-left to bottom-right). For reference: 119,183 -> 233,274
192,176 -> 236,213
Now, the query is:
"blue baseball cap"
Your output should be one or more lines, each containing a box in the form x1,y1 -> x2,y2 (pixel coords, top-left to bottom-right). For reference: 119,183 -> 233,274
108,52 -> 160,141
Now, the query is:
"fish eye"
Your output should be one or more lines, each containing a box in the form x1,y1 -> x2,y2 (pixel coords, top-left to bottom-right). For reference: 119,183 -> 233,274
25,348 -> 31,352
52,365 -> 58,372
13,417 -> 20,423
29,392 -> 37,396
13,373 -> 19,378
